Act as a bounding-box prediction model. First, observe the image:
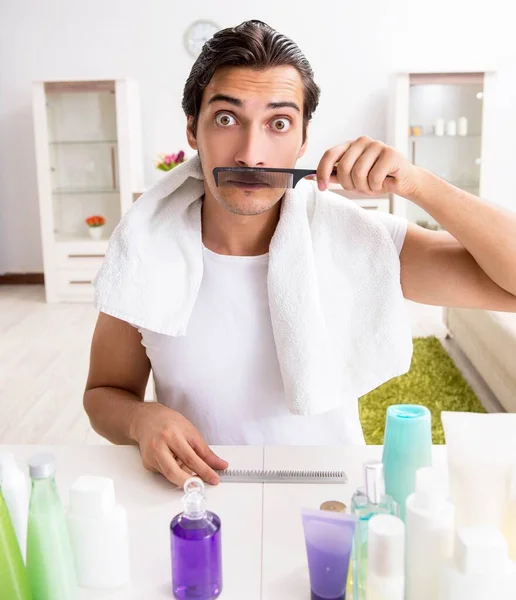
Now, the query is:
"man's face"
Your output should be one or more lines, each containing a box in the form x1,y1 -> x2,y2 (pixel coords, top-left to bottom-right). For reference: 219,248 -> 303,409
187,65 -> 308,216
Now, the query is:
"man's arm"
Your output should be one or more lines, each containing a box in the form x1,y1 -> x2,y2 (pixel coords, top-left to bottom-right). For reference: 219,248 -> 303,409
400,223 -> 516,312
314,136 -> 516,311
84,313 -> 228,485
399,168 -> 516,310
84,311 -> 152,445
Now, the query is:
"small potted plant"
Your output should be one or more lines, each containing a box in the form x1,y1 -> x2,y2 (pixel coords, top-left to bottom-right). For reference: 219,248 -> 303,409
155,150 -> 186,172
85,215 -> 106,240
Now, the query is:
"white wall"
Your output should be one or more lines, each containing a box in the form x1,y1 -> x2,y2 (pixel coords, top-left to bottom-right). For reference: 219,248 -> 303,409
1,0 -> 515,273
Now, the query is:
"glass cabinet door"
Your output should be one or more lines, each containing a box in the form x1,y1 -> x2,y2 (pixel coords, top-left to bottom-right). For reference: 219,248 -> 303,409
45,81 -> 121,241
407,73 -> 483,229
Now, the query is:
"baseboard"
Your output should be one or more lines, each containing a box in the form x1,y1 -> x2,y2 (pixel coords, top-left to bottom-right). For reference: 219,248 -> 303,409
0,273 -> 44,284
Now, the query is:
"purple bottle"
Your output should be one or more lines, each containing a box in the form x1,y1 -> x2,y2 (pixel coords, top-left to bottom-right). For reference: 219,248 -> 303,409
170,477 -> 222,599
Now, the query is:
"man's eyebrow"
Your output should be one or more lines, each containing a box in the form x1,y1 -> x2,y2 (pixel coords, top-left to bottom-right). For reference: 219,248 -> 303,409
207,94 -> 300,113
208,94 -> 243,107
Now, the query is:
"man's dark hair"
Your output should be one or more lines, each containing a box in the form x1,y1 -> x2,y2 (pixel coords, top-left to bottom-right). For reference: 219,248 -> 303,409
182,20 -> 320,143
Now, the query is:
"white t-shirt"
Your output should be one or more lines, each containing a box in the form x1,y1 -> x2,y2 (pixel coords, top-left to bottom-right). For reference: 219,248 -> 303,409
138,210 -> 408,446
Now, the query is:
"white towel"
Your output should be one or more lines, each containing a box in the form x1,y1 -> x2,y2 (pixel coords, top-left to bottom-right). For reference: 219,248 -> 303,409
93,154 -> 413,416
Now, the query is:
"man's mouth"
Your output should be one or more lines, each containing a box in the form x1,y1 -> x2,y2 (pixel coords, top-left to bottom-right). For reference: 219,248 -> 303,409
227,180 -> 271,190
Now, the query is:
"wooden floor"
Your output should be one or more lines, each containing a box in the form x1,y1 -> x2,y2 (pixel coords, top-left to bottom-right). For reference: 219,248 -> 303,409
0,285 -> 498,445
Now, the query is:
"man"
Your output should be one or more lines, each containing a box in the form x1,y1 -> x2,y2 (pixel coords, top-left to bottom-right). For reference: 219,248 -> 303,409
84,20 -> 516,487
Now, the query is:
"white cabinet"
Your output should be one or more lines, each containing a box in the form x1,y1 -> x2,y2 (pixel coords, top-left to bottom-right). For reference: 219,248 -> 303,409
32,79 -> 144,302
387,71 -> 496,227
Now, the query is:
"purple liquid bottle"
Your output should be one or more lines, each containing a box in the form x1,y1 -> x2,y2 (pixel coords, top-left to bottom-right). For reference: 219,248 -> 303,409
170,477 -> 222,600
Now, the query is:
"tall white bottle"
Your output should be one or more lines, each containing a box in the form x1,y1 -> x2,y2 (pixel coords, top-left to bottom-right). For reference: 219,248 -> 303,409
66,476 -> 130,589
367,514 -> 405,600
0,452 -> 29,561
439,526 -> 516,600
405,467 -> 455,600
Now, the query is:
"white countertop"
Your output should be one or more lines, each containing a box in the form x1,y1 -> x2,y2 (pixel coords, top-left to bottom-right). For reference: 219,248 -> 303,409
3,444 -> 447,599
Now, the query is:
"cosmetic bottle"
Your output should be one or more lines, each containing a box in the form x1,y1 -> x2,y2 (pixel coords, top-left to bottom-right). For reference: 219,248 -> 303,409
0,452 -> 29,561
351,461 -> 398,600
0,487 -> 31,599
439,526 -> 516,600
170,477 -> 222,599
302,507 -> 357,600
67,475 -> 130,589
367,514 -> 405,600
405,466 -> 455,600
26,453 -> 77,600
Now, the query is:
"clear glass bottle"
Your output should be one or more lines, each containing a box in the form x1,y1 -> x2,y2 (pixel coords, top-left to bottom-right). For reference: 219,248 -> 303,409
26,453 -> 77,600
351,461 -> 398,600
170,477 -> 222,600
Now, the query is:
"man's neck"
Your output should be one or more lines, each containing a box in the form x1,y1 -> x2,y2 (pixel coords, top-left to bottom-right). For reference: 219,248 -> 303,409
201,193 -> 281,256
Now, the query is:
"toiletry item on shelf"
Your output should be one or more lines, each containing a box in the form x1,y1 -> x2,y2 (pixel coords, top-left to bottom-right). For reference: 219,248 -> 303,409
441,412 -> 516,534
26,453 -> 77,600
382,405 -> 432,521
170,477 -> 222,600
302,507 -> 357,600
435,118 -> 445,136
367,514 -> 405,600
67,476 -> 130,589
351,461 -> 398,600
439,526 -> 516,600
0,488 -> 32,600
458,117 -> 468,136
0,452 -> 29,561
405,466 -> 455,600
446,120 -> 457,136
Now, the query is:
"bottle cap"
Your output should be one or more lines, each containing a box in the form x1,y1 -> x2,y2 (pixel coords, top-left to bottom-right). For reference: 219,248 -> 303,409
455,526 -> 509,575
28,453 -> 56,480
364,461 -> 385,505
320,500 -> 346,513
414,466 -> 448,512
183,477 -> 206,519
368,514 -> 405,578
69,476 -> 116,517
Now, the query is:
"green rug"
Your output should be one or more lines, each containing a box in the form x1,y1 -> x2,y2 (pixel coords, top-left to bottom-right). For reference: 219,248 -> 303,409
359,336 -> 486,445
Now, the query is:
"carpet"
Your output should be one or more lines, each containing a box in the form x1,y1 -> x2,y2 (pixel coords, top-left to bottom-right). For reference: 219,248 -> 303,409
359,336 -> 487,445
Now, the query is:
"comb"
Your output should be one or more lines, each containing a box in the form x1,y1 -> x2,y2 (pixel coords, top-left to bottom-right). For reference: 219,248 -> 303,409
215,468 -> 348,484
213,166 -> 394,189
213,167 -> 338,189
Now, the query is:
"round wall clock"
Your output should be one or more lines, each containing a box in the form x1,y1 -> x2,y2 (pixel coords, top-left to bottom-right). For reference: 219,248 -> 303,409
184,20 -> 221,58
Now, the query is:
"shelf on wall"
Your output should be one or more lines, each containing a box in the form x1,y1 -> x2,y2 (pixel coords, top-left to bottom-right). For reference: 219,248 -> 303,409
52,188 -> 120,195
409,134 -> 482,140
49,140 -> 118,145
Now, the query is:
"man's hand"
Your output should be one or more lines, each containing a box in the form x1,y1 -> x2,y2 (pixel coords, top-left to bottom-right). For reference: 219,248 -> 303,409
314,136 -> 423,199
131,403 -> 229,487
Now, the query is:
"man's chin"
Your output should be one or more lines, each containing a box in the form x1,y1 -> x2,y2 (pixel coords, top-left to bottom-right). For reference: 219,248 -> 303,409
221,202 -> 277,217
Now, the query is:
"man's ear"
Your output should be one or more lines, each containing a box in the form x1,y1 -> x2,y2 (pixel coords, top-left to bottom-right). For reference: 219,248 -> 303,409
298,123 -> 309,159
186,116 -> 198,150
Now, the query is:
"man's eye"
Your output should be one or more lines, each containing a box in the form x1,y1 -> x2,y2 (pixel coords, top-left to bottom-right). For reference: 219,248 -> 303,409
215,113 -> 236,126
271,118 -> 291,132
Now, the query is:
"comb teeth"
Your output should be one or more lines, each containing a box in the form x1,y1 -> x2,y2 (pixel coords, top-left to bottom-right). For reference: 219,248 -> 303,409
215,468 -> 348,484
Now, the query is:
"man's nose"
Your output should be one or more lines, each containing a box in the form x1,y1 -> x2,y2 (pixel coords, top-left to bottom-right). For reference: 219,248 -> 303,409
234,125 -> 268,167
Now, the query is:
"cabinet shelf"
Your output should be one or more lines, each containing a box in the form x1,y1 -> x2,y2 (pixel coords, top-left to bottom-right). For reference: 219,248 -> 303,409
33,78 -> 144,302
52,188 -> 120,195
49,140 -> 118,145
409,134 -> 481,140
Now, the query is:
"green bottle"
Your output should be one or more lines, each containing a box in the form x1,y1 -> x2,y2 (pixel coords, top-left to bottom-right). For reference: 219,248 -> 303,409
0,487 -> 32,599
26,454 -> 77,600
